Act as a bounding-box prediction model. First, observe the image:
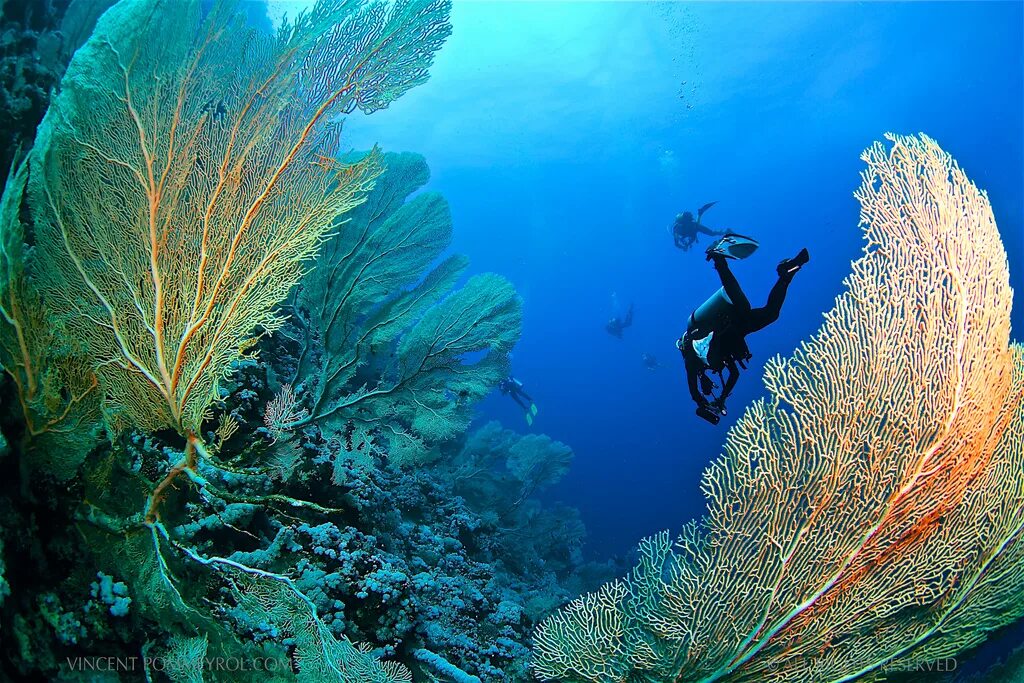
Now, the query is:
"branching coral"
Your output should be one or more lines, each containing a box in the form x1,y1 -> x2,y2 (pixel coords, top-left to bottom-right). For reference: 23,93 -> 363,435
449,421 -> 574,521
67,418 -> 598,681
533,134 -> 1024,682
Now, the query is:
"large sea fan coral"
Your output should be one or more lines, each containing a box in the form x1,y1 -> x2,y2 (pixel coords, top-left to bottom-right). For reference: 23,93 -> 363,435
532,133 -> 1024,682
28,0 -> 450,437
284,151 -> 521,467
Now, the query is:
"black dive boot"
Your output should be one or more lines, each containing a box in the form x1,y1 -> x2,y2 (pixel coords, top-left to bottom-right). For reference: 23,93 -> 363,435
777,248 -> 809,278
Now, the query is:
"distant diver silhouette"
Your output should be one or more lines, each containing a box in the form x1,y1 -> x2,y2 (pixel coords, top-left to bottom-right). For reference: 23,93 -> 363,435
498,375 -> 538,426
642,353 -> 660,371
605,303 -> 634,339
678,235 -> 809,424
672,201 -> 725,250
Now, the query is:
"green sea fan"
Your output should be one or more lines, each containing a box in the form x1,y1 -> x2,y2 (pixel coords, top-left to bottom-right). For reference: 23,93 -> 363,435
287,152 -> 522,467
0,155 -> 100,481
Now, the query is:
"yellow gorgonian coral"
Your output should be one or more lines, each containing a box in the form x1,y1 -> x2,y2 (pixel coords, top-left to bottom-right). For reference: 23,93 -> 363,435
27,0 -> 450,520
533,133 -> 1024,682
29,0 -> 450,437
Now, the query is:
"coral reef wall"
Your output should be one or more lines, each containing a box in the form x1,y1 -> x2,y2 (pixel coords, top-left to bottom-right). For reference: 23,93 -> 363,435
0,2 -> 605,681
532,133 -> 1024,683
0,0 -> 120,186
1,0 -> 71,184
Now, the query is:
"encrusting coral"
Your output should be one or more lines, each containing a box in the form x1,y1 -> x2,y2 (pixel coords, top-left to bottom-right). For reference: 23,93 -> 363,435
532,134 -> 1024,683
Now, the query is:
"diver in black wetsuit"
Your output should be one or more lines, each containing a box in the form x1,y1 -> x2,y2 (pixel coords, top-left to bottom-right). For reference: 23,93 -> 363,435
678,245 -> 809,424
498,376 -> 538,426
605,304 -> 634,338
672,202 -> 724,250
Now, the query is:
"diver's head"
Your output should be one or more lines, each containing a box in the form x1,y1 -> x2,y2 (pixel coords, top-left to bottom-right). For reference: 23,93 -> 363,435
682,211 -> 694,222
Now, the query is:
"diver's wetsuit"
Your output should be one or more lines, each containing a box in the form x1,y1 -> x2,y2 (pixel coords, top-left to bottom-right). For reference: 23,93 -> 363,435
682,256 -> 796,409
499,377 -> 533,411
606,304 -> 634,338
673,215 -> 720,250
712,256 -> 793,336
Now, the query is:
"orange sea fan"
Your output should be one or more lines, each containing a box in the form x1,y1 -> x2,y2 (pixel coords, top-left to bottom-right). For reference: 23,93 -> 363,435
28,0 -> 450,437
24,0 -> 451,526
533,133 -> 1024,683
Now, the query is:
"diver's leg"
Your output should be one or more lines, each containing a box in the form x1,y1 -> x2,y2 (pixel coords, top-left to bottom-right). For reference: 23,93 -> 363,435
510,393 -> 529,411
738,249 -> 807,335
766,272 -> 791,315
743,275 -> 791,334
712,258 -> 751,313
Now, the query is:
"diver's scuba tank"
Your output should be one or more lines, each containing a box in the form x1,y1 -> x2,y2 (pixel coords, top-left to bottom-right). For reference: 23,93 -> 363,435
687,287 -> 734,338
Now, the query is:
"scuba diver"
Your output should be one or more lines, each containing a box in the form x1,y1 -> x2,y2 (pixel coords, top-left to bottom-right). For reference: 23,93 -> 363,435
672,201 -> 724,250
641,353 -> 660,371
605,303 -> 634,338
498,375 -> 538,426
678,233 -> 809,425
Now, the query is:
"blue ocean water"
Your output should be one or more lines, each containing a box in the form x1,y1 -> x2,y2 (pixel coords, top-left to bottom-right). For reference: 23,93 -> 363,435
345,0 -> 1024,559
0,1 -> 1019,680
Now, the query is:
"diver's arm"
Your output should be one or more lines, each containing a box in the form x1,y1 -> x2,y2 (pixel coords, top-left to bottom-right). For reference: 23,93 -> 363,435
683,352 -> 708,406
720,362 -> 740,400
686,368 -> 706,406
695,222 -> 722,236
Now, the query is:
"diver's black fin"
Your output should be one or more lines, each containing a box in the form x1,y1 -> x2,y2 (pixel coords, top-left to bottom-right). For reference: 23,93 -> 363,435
705,232 -> 759,261
777,248 -> 810,277
697,201 -> 718,221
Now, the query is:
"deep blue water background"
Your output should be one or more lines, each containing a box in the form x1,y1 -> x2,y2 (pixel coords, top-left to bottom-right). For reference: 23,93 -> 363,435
344,1 -> 1024,559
